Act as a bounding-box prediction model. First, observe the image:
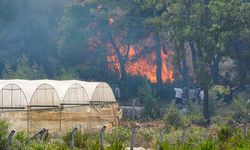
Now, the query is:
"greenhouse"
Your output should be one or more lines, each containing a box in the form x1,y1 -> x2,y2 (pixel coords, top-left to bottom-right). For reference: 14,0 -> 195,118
0,80 -> 120,134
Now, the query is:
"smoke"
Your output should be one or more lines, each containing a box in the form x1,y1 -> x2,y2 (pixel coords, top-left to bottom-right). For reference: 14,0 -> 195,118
0,0 -> 72,75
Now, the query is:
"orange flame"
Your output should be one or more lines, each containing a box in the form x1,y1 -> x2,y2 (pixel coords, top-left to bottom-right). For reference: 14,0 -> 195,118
107,46 -> 174,83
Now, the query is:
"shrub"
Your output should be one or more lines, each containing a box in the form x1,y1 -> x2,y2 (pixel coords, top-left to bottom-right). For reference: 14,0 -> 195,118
62,129 -> 99,149
44,141 -> 67,150
231,98 -> 250,122
106,141 -> 125,150
105,127 -> 131,145
13,131 -> 29,149
218,126 -> 233,142
137,86 -> 161,120
200,138 -> 215,150
0,120 -> 9,149
138,128 -> 155,148
163,106 -> 185,129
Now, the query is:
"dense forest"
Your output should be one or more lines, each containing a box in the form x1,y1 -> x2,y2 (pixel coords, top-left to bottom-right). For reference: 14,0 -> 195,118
0,0 -> 250,120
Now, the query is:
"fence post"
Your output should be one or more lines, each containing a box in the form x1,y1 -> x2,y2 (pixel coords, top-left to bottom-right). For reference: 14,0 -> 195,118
7,130 -> 15,150
243,120 -> 247,139
100,126 -> 106,150
40,129 -> 48,141
132,99 -> 136,121
130,127 -> 139,150
157,127 -> 166,150
70,127 -> 78,150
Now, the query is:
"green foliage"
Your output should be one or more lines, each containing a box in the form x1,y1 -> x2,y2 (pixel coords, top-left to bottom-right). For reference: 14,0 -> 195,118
106,141 -> 125,150
138,128 -> 154,144
138,128 -> 155,148
55,68 -> 79,80
105,127 -> 131,145
119,76 -> 144,102
231,97 -> 250,122
200,138 -> 215,150
137,85 -> 160,119
218,126 -> 233,142
63,129 -> 99,149
163,106 -> 185,129
159,141 -> 171,150
2,55 -> 47,79
13,131 -> 29,149
0,120 -> 9,149
186,103 -> 206,126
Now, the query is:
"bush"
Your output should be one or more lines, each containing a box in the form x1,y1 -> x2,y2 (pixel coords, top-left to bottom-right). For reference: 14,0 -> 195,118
62,129 -> 99,149
218,126 -> 233,142
106,141 -> 125,150
137,85 -> 161,120
163,106 -> 185,129
231,98 -> 250,122
0,120 -> 9,149
200,138 -> 215,150
105,127 -> 131,145
13,131 -> 29,149
138,128 -> 155,148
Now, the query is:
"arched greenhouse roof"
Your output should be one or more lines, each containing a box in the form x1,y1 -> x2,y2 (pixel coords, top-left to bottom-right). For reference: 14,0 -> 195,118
0,80 -> 116,108
78,82 -> 116,102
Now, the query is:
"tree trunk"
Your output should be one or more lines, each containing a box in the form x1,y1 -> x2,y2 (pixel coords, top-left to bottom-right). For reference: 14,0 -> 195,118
156,35 -> 162,86
189,40 -> 197,71
120,60 -> 127,80
236,58 -> 246,84
109,34 -> 128,80
211,55 -> 221,84
181,46 -> 188,86
203,86 -> 210,125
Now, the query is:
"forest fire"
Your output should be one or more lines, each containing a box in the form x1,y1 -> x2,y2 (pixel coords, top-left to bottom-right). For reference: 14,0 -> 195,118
107,46 -> 174,83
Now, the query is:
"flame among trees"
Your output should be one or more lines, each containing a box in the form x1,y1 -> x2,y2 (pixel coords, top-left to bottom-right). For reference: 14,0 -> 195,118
107,46 -> 174,84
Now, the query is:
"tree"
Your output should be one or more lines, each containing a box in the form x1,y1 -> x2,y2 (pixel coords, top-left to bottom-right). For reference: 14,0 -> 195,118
2,55 -> 47,79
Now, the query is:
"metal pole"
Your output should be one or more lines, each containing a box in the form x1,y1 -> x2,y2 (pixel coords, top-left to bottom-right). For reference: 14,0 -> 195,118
157,127 -> 166,150
71,127 -> 78,150
100,126 -> 106,150
7,130 -> 15,150
130,127 -> 139,150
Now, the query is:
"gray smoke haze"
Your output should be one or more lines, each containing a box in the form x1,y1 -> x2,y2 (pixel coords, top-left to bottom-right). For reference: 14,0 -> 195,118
0,0 -> 72,75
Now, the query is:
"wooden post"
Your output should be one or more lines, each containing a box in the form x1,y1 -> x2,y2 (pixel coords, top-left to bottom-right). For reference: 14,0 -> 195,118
157,127 -> 166,150
243,121 -> 247,139
100,126 -> 106,150
7,130 -> 15,150
130,127 -> 139,150
70,127 -> 78,150
27,106 -> 30,136
59,106 -> 62,134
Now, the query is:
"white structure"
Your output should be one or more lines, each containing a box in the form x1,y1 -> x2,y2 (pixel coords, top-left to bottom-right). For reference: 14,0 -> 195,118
0,79 -> 116,110
0,80 -> 120,134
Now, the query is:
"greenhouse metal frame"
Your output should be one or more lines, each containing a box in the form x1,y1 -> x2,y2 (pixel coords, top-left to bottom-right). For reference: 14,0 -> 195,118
0,80 -> 120,134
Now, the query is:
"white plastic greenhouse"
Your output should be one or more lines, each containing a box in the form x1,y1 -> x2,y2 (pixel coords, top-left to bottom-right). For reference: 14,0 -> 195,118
0,80 -> 120,134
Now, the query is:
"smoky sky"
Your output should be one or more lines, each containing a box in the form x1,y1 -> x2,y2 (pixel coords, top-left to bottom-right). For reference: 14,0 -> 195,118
0,0 -> 71,75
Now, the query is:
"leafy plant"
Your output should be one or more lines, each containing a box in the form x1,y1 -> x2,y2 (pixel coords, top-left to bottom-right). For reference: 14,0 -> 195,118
218,126 -> 233,142
0,120 -> 9,149
13,131 -> 29,149
105,127 -> 131,145
200,138 -> 215,150
106,141 -> 125,150
163,106 -> 185,129
62,129 -> 98,149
